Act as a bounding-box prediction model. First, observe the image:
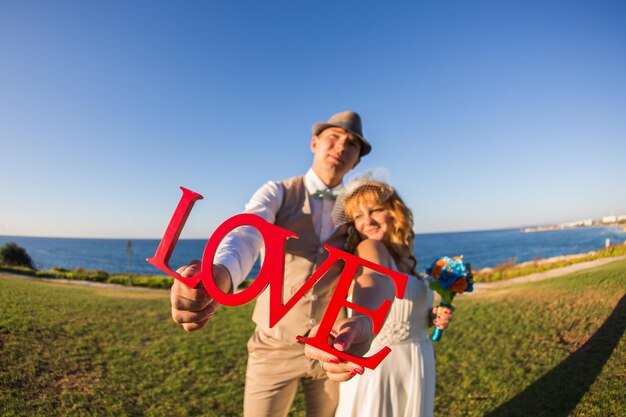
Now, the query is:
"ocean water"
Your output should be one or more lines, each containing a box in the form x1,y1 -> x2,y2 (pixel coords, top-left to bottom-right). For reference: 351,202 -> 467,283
1,226 -> 625,276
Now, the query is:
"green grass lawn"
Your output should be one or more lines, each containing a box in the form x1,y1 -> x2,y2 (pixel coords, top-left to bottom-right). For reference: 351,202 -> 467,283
1,260 -> 625,416
435,259 -> 626,417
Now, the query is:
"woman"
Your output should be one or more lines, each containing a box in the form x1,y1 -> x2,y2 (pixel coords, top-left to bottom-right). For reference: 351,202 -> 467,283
330,177 -> 452,417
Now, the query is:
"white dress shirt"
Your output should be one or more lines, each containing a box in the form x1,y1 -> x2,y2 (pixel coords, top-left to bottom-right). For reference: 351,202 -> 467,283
214,168 -> 343,289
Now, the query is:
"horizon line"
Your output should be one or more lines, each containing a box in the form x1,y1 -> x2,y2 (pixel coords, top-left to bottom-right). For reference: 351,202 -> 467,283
2,224 -> 623,241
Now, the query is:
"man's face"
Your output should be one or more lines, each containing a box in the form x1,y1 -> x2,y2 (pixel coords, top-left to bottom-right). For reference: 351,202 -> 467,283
311,127 -> 361,181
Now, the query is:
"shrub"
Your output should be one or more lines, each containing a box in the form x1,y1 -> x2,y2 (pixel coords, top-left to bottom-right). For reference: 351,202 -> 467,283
66,269 -> 109,282
107,275 -> 132,286
131,276 -> 173,289
0,242 -> 35,269
493,257 -> 517,273
0,265 -> 35,276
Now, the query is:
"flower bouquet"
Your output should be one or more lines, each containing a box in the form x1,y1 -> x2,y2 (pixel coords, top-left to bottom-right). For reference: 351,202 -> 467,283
426,256 -> 473,341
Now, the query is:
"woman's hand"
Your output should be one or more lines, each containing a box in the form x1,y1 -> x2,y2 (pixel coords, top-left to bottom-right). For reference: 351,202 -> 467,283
303,316 -> 373,382
432,305 -> 454,330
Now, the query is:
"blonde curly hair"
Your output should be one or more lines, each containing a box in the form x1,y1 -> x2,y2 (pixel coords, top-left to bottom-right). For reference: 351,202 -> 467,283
342,181 -> 418,276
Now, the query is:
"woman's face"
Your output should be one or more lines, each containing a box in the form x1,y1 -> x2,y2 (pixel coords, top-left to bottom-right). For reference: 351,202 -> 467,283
351,199 -> 393,241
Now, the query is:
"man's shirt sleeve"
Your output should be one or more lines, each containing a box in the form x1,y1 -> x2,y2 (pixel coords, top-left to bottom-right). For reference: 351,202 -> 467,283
214,180 -> 284,289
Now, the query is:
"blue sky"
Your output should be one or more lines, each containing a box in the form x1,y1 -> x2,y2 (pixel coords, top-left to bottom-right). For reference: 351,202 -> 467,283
1,0 -> 625,238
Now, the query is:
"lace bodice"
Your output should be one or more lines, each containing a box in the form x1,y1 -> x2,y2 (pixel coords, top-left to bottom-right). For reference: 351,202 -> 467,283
373,276 -> 433,346
337,263 -> 436,417
347,272 -> 434,346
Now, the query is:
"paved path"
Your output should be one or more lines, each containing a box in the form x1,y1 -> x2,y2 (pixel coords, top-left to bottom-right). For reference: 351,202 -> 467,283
473,255 -> 626,292
0,271 -> 167,291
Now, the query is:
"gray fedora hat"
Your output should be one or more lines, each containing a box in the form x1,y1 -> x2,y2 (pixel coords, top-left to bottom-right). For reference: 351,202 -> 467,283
311,111 -> 372,156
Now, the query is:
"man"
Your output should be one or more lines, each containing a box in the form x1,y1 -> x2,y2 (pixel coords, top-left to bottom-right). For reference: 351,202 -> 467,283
170,111 -> 394,417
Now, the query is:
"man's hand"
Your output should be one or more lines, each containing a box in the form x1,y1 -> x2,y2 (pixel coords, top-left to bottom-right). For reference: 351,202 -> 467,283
303,315 -> 374,382
170,261 -> 232,332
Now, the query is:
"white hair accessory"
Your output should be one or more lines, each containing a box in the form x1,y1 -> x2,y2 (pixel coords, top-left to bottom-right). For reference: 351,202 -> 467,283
332,168 -> 395,226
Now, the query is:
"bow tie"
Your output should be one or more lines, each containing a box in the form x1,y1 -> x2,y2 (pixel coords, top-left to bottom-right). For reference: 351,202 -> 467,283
312,188 -> 339,199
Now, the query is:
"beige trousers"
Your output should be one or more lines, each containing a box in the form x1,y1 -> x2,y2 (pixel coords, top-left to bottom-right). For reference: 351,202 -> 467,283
243,328 -> 339,417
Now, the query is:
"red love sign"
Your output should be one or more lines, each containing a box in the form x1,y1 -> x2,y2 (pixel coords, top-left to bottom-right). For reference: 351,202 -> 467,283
147,187 -> 408,369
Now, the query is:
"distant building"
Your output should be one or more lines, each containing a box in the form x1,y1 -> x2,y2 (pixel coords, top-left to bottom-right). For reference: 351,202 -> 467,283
618,215 -> 626,222
602,215 -> 618,223
561,219 -> 593,228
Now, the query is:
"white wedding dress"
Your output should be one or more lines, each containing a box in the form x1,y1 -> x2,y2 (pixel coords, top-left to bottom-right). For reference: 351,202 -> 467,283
335,272 -> 435,417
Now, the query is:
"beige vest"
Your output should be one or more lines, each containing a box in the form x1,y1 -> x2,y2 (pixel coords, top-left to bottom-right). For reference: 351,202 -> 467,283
251,176 -> 348,344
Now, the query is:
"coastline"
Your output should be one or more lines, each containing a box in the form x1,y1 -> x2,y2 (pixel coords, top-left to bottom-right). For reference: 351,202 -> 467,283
3,252 -> 626,292
521,222 -> 626,233
2,232 -> 626,289
472,255 -> 626,292
472,241 -> 626,282
475,250 -> 601,275
3,226 -> 626,274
